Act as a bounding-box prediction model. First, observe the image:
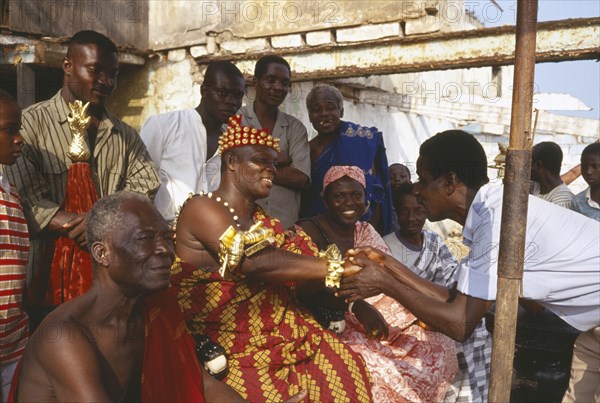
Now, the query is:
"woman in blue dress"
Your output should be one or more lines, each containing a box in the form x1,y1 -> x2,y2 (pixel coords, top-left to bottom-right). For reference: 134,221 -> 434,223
300,84 -> 393,235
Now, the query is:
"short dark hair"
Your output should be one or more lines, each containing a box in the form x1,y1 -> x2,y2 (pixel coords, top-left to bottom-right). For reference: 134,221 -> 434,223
419,130 -> 489,190
254,55 -> 291,79
391,182 -> 415,210
203,61 -> 244,86
68,30 -> 118,55
581,142 -> 600,159
532,141 -> 563,176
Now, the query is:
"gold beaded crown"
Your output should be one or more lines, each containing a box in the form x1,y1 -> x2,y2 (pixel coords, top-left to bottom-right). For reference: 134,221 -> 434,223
218,114 -> 280,155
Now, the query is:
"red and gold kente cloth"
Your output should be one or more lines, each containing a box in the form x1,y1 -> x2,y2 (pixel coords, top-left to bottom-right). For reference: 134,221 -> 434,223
171,207 -> 373,402
141,289 -> 206,403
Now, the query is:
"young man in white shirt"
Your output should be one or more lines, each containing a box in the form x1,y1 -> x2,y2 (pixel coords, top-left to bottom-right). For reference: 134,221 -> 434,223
141,61 -> 245,222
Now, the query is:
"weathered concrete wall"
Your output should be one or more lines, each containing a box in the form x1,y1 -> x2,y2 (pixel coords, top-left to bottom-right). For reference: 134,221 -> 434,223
276,81 -> 595,192
109,50 -> 201,129
127,44 -> 506,129
148,0 -> 451,50
115,48 -> 596,196
338,99 -> 596,195
335,65 -> 509,103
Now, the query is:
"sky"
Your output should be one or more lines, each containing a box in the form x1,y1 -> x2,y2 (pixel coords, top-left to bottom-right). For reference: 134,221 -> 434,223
473,0 -> 600,120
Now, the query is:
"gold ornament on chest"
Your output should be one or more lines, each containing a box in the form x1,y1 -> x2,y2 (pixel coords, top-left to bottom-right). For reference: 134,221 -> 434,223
66,100 -> 92,162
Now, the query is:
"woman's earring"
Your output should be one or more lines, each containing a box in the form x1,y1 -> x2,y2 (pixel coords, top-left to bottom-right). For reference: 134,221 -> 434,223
363,201 -> 371,215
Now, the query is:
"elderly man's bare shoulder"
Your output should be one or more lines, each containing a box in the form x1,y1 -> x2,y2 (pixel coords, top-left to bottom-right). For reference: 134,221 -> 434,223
25,299 -> 99,365
18,298 -> 110,401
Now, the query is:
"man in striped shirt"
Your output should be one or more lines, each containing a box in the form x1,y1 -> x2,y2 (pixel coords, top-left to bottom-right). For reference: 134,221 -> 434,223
530,141 -> 575,209
0,89 -> 29,401
5,31 -> 159,312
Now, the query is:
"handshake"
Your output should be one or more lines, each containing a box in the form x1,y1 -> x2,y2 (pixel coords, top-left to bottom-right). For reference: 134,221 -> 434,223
338,246 -> 392,303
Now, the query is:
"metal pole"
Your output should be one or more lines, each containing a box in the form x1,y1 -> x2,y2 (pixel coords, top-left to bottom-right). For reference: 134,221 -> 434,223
488,1 -> 538,402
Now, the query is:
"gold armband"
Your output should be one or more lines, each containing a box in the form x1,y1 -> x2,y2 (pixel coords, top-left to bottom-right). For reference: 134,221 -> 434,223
318,244 -> 345,288
218,222 -> 275,278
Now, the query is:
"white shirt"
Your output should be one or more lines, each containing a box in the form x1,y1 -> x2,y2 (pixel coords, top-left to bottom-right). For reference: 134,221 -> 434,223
141,109 -> 221,222
456,184 -> 600,331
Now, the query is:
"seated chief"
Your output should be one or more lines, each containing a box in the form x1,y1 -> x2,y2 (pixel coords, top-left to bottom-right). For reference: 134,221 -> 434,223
171,115 -> 373,402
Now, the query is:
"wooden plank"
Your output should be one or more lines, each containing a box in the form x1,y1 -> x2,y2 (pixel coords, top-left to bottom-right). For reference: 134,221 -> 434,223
16,62 -> 35,107
489,1 -> 538,401
7,0 -> 149,49
196,17 -> 600,81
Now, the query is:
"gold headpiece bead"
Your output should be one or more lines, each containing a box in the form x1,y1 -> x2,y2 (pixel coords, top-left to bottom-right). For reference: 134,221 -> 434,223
218,114 -> 281,155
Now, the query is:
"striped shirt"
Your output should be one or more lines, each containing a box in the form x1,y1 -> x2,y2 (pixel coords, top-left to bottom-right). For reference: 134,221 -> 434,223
5,91 -> 160,291
6,90 -> 160,235
0,178 -> 29,363
532,182 -> 575,210
384,230 -> 492,402
383,230 -> 458,285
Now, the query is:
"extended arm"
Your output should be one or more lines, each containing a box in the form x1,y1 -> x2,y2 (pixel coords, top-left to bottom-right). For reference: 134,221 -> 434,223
175,197 -> 360,284
379,279 -> 490,342
339,250 -> 491,342
347,247 -> 452,302
561,164 -> 581,185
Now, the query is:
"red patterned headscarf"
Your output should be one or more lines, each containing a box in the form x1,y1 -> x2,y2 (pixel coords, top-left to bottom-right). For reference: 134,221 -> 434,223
322,165 -> 366,192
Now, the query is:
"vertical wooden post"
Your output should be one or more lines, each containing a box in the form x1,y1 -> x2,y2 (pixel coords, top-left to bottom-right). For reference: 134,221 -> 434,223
488,1 -> 538,402
16,63 -> 36,108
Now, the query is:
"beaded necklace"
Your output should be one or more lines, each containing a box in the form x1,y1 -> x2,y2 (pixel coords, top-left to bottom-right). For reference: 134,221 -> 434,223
199,191 -> 241,228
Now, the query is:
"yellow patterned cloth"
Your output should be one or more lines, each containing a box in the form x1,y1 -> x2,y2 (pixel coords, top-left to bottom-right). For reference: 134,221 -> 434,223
171,207 -> 373,402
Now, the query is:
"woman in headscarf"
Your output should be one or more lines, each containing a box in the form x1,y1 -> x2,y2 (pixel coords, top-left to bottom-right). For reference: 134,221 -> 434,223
296,165 -> 458,402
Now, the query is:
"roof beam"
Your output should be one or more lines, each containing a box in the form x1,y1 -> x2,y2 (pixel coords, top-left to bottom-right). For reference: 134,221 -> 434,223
0,34 -> 146,66
196,17 -> 600,81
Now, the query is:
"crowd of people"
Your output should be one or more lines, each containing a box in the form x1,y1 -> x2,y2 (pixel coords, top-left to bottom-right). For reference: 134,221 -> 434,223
0,29 -> 598,403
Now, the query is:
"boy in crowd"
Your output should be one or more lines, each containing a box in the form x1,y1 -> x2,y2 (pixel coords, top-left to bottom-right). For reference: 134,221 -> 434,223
239,55 -> 310,228
572,142 -> 600,221
0,89 -> 29,400
384,183 -> 491,402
